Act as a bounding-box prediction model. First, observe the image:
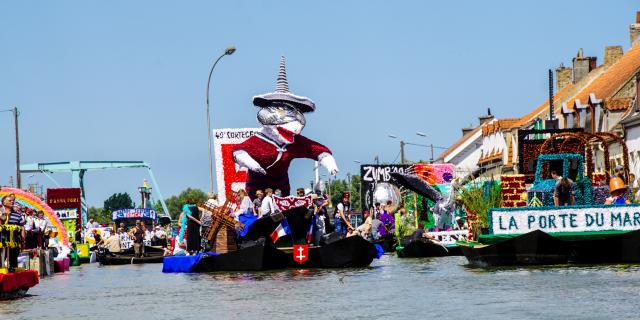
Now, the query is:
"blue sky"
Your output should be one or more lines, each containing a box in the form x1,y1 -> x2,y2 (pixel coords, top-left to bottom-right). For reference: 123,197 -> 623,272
0,1 -> 637,206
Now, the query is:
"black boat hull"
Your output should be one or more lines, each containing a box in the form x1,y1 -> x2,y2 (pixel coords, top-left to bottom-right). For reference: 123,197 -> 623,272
288,236 -> 377,268
191,242 -> 289,272
98,253 -> 165,265
396,239 -> 462,258
461,229 -> 640,267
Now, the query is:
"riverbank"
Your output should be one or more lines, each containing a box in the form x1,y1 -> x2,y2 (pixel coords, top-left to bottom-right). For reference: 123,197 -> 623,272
2,256 -> 639,319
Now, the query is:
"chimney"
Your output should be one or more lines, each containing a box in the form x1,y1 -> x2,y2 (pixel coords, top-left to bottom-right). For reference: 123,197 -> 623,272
572,48 -> 597,83
461,126 -> 475,137
604,46 -> 623,66
478,107 -> 494,125
630,11 -> 640,46
555,63 -> 572,91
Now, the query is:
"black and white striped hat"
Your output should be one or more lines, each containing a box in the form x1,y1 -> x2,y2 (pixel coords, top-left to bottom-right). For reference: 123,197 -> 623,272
252,56 -> 316,113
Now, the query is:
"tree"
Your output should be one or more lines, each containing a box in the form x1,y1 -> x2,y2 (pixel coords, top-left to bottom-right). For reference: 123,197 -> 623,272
88,206 -> 111,224
103,193 -> 135,212
154,188 -> 207,219
327,175 -> 361,211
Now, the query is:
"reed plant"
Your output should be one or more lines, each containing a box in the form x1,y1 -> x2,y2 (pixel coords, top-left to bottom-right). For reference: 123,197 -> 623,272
459,180 -> 501,228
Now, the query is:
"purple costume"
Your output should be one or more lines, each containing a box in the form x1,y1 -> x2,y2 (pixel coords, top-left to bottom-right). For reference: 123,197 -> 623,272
378,211 -> 395,237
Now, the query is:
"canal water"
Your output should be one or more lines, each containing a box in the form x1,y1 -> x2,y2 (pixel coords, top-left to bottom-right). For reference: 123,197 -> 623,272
2,255 -> 639,319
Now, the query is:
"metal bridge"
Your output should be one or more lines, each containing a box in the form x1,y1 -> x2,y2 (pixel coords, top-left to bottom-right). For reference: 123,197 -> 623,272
19,161 -> 170,225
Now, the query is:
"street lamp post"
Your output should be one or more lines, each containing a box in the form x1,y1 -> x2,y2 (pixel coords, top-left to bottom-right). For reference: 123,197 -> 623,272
1,107 -> 19,188
416,132 -> 434,163
388,134 -> 406,164
205,46 -> 236,197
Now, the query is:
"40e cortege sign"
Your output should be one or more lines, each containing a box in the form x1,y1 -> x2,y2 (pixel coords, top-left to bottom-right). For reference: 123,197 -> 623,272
490,204 -> 640,235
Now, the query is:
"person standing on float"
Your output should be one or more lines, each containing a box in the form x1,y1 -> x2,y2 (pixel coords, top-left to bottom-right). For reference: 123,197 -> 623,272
233,57 -> 338,198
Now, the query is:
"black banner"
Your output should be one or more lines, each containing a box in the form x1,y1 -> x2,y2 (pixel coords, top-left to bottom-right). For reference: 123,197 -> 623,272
360,164 -> 410,211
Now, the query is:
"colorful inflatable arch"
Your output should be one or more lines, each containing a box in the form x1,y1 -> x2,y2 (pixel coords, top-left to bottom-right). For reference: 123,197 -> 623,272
0,187 -> 69,246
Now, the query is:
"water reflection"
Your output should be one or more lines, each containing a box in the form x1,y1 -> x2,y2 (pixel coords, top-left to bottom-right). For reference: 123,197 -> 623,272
3,256 -> 640,320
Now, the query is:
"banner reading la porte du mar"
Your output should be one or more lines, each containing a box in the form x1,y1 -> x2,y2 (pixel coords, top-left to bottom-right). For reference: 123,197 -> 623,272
490,204 -> 640,235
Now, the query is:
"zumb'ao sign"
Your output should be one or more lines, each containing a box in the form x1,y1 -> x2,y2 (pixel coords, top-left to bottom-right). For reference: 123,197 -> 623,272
490,204 -> 640,235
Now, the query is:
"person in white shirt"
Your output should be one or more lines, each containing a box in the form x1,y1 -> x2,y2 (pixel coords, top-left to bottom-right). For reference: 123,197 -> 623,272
233,189 -> 253,220
260,188 -> 277,218
86,219 -> 95,230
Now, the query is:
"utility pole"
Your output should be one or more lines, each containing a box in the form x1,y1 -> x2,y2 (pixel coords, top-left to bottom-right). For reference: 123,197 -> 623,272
400,140 -> 406,164
13,107 -> 20,189
430,144 -> 434,163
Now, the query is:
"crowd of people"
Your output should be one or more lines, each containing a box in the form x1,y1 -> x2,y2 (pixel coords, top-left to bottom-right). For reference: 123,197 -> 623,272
0,193 -> 64,271
552,165 -> 640,207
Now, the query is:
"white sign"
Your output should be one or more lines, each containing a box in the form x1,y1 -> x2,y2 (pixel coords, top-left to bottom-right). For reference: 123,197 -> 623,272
55,209 -> 78,219
491,205 -> 640,235
213,128 -> 261,203
426,230 -> 468,245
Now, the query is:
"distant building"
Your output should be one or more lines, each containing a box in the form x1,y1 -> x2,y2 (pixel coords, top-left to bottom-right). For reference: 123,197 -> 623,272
438,11 -> 640,180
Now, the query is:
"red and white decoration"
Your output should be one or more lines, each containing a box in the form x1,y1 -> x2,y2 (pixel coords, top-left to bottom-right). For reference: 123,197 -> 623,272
273,195 -> 313,212
292,244 -> 309,264
213,128 -> 260,203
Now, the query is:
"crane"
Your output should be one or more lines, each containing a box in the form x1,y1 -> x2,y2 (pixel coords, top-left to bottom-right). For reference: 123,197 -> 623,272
19,161 -> 171,225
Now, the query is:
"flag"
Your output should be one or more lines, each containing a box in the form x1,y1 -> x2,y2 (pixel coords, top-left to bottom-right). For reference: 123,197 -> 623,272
306,215 -> 316,244
270,219 -> 291,243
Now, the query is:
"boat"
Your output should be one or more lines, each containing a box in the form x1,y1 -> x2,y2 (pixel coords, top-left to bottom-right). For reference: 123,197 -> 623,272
191,238 -> 290,272
459,147 -> 640,267
96,246 -> 165,265
396,239 -> 462,258
0,225 -> 39,300
282,235 -> 378,268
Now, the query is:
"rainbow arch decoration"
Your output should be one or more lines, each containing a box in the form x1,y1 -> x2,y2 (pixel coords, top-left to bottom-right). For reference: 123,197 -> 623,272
0,187 -> 69,246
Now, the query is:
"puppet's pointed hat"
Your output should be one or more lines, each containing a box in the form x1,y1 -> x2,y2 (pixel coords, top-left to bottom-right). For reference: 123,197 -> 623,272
252,56 -> 316,113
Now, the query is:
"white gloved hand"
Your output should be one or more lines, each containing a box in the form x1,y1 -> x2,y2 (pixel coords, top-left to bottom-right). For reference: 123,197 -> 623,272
318,152 -> 339,176
233,150 -> 266,175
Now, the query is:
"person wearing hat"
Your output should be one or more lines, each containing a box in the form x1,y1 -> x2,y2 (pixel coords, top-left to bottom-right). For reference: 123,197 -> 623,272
233,57 -> 338,198
605,177 -> 631,205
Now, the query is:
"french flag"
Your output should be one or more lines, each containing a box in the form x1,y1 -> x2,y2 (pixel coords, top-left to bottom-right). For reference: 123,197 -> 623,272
270,220 -> 291,243
306,215 -> 316,244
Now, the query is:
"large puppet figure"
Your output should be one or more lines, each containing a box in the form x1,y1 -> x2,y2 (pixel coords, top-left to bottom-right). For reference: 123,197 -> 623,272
233,57 -> 339,197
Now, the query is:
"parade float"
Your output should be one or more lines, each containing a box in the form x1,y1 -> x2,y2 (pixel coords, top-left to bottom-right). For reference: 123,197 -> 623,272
380,165 -> 469,258
96,208 -> 165,265
163,57 -> 378,273
0,188 -> 71,299
458,132 -> 640,267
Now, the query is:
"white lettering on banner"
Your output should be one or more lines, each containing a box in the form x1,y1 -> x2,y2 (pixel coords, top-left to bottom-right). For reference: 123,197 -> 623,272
426,230 -> 468,245
491,205 -> 640,235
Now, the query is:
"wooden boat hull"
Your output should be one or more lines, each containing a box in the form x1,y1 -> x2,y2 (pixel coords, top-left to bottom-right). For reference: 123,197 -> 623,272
191,241 -> 290,272
460,229 -> 640,267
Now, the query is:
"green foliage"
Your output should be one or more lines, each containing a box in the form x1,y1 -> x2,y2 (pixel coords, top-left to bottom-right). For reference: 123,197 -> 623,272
459,181 -> 501,228
88,206 -> 111,224
103,193 -> 135,212
327,175 -> 361,210
154,188 -> 207,219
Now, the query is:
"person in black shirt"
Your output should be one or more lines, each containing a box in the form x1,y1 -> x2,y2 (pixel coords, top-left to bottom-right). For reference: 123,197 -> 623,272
129,220 -> 145,257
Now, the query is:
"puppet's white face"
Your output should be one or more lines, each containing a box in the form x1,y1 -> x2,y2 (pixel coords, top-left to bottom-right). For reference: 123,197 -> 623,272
257,104 -> 306,144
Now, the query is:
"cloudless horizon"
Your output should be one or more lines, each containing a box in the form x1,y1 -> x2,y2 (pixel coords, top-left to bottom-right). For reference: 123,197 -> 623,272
1,1 -> 637,207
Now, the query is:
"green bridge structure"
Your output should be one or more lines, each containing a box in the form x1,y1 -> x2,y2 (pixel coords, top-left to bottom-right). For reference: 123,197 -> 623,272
19,161 -> 171,225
